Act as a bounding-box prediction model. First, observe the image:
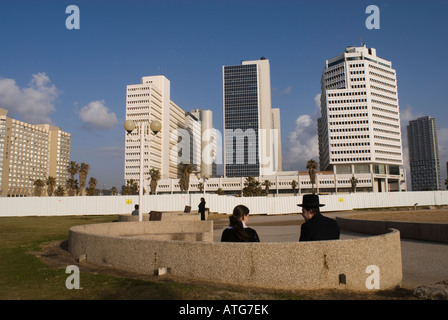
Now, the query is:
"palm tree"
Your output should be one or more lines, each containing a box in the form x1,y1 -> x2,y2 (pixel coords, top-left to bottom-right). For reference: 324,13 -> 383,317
306,159 -> 318,194
33,179 -> 45,197
66,178 -> 78,196
67,161 -> 80,180
242,176 -> 262,197
262,180 -> 271,196
148,168 -> 161,195
291,180 -> 297,196
86,177 -> 97,196
67,161 -> 80,196
122,179 -> 139,195
79,163 -> 90,196
54,185 -> 65,196
45,176 -> 57,196
110,186 -> 118,196
179,162 -> 193,193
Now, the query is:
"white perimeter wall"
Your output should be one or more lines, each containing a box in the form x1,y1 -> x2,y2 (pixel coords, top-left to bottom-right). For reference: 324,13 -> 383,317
0,191 -> 447,217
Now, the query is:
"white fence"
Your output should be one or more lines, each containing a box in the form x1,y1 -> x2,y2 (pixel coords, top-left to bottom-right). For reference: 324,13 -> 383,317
0,191 -> 447,217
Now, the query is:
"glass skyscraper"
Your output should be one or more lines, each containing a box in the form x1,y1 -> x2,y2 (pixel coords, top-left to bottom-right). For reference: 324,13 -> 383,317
222,58 -> 282,178
223,63 -> 260,177
407,116 -> 441,190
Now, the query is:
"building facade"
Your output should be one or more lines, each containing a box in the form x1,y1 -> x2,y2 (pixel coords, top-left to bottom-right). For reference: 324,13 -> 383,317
222,58 -> 281,177
0,108 -> 71,197
318,45 -> 406,192
407,116 -> 441,190
124,76 -> 216,190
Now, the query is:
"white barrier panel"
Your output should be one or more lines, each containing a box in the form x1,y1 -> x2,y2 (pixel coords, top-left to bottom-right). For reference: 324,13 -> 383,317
0,191 -> 447,217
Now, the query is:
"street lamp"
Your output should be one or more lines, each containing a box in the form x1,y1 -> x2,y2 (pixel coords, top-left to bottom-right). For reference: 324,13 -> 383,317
197,173 -> 210,196
124,119 -> 161,222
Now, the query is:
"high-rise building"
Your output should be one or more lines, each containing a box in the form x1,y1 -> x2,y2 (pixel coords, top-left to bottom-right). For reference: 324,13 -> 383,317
222,58 -> 281,177
407,116 -> 441,190
318,45 -> 406,192
124,76 -> 216,190
0,108 -> 71,197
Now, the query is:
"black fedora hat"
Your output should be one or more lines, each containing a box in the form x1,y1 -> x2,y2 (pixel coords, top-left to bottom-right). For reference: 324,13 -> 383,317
297,194 -> 325,208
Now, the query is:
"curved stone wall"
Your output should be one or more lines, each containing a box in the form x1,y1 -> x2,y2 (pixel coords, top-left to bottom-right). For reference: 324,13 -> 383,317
68,221 -> 402,291
336,216 -> 448,243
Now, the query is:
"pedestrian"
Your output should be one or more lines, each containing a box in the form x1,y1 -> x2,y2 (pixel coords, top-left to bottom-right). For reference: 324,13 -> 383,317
198,197 -> 206,221
298,194 -> 340,241
131,204 -> 139,216
221,205 -> 260,242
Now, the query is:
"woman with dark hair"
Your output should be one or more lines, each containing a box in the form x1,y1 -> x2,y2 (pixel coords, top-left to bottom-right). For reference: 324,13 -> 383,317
221,205 -> 260,242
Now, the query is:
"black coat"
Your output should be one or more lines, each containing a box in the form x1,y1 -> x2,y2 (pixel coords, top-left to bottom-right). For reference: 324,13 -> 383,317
299,213 -> 340,241
221,227 -> 260,242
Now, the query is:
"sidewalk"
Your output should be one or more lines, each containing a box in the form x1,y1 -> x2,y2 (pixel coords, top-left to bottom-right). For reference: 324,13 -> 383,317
212,213 -> 448,290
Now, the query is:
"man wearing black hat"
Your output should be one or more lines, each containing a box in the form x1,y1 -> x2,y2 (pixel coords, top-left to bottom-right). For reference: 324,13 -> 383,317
298,194 -> 340,241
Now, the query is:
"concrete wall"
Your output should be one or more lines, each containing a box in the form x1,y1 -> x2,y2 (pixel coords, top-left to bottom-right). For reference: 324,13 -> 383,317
337,215 -> 448,243
1,191 -> 447,217
117,211 -> 200,222
68,221 -> 402,291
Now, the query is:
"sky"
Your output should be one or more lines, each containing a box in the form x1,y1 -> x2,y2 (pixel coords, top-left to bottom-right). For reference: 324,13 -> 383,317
0,0 -> 447,190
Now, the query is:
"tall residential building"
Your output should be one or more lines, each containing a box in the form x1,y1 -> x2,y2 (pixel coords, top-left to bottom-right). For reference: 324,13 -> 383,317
0,108 -> 71,197
407,116 -> 441,190
318,45 -> 406,192
222,57 -> 282,177
124,76 -> 216,190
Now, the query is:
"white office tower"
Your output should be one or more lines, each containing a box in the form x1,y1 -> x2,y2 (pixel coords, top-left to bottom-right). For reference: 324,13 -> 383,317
223,58 -> 281,177
318,45 -> 406,192
125,76 -> 167,184
125,76 -> 216,190
0,108 -> 71,197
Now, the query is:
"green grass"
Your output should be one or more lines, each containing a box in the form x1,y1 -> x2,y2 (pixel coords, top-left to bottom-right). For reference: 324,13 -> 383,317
0,215 -> 305,300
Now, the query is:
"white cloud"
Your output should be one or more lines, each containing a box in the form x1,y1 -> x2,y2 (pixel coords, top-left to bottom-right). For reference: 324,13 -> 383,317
284,114 -> 319,171
0,73 -> 57,124
78,100 -> 118,129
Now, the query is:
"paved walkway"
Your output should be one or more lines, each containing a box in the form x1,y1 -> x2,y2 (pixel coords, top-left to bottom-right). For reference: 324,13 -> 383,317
212,213 -> 448,290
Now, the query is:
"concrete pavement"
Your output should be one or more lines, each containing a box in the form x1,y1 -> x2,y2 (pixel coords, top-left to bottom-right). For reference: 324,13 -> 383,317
211,213 -> 448,290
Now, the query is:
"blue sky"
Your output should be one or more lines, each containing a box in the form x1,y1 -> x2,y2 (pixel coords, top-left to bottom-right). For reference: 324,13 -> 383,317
0,0 -> 447,190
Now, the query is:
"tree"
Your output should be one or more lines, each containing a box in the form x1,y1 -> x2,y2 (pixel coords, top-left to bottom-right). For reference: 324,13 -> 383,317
262,180 -> 271,196
66,161 -> 80,196
46,176 -> 57,197
148,168 -> 161,195
122,179 -> 138,195
242,176 -> 262,197
66,178 -> 78,196
79,163 -> 90,196
216,188 -> 225,195
67,161 -> 80,180
291,180 -> 297,196
179,162 -> 193,193
33,179 -> 45,197
110,186 -> 118,196
86,177 -> 97,196
54,185 -> 65,196
306,159 -> 318,194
